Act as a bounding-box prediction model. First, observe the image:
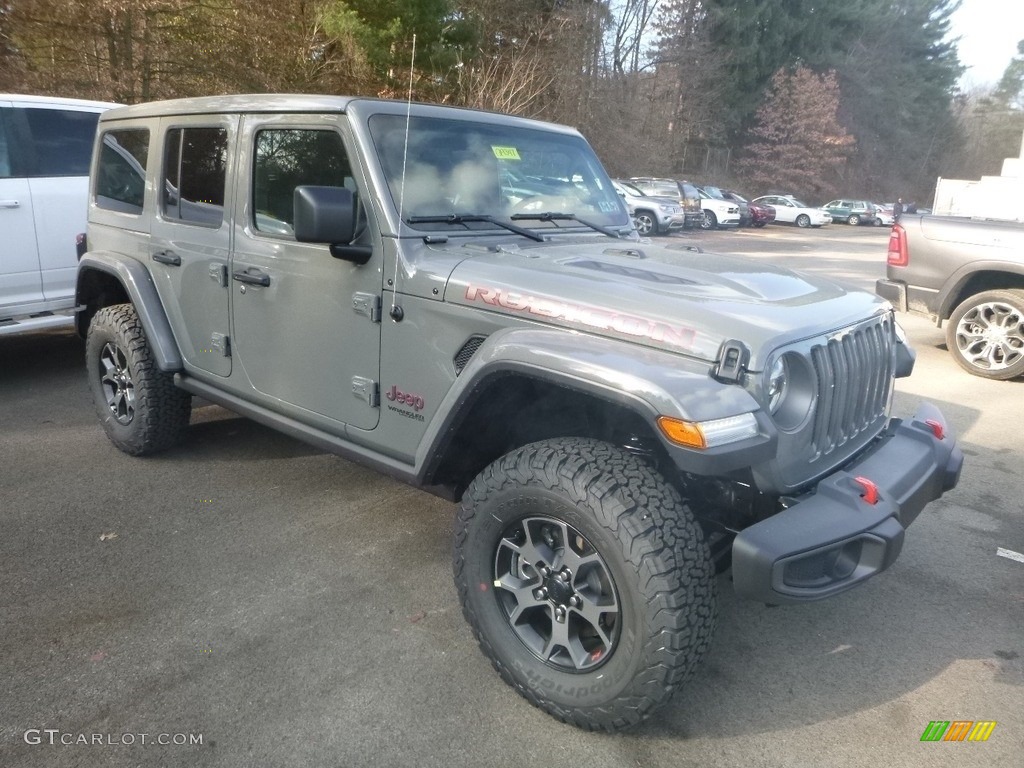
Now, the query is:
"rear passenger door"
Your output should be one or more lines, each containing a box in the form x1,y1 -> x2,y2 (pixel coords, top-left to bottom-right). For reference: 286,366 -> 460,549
149,115 -> 236,377
0,100 -> 42,315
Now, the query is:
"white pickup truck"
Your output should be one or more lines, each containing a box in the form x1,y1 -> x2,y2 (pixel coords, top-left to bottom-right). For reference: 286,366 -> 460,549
0,94 -> 118,335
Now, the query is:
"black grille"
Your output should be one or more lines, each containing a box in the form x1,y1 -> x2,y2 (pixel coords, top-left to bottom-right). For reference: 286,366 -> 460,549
809,316 -> 894,459
453,335 -> 486,375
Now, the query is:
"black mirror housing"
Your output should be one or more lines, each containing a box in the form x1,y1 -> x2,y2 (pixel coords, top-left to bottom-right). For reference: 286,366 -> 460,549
294,185 -> 357,244
293,185 -> 371,264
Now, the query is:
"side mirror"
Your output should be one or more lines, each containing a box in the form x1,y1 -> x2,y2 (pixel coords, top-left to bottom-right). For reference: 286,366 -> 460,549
293,185 -> 371,265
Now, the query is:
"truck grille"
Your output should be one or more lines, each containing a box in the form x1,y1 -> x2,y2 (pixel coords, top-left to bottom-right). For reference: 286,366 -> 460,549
809,316 -> 894,460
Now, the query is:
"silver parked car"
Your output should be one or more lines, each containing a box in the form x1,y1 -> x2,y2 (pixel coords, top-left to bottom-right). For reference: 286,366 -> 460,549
612,179 -> 685,235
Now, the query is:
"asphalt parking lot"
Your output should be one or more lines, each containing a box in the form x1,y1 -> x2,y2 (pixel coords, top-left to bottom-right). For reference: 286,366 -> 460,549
2,223 -> 1021,767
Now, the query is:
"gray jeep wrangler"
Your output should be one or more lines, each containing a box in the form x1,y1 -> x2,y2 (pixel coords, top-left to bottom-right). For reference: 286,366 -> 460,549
76,95 -> 963,731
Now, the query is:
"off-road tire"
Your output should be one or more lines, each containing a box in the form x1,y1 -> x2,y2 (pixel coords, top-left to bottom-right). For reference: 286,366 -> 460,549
945,289 -> 1024,380
454,437 -> 717,731
86,303 -> 191,455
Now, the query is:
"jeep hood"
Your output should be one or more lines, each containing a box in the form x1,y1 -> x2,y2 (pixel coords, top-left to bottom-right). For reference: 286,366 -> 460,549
444,239 -> 889,369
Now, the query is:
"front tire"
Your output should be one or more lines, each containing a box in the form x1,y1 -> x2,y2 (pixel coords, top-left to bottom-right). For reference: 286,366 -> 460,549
946,290 -> 1024,380
634,210 -> 656,236
701,210 -> 718,230
454,438 -> 717,731
86,303 -> 192,455
796,214 -> 811,228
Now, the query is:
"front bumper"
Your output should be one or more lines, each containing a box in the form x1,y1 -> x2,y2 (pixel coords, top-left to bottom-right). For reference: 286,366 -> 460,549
731,402 -> 962,604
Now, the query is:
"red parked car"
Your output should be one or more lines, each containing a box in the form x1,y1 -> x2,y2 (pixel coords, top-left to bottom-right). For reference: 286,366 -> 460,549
723,190 -> 776,227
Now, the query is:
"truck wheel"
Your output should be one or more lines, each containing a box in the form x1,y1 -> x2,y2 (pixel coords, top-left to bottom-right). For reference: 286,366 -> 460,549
454,437 -> 717,731
946,290 -> 1024,380
701,210 -> 718,230
634,210 -> 656,236
796,214 -> 810,228
85,303 -> 192,454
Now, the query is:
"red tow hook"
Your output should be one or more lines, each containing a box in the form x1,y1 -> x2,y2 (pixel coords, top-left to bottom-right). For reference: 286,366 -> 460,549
853,476 -> 880,505
924,419 -> 945,440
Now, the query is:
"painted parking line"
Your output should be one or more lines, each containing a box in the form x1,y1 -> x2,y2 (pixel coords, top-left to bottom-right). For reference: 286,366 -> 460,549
996,547 -> 1024,564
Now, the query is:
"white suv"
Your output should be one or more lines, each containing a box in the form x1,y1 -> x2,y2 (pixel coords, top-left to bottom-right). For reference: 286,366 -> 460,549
696,187 -> 741,229
0,94 -> 119,335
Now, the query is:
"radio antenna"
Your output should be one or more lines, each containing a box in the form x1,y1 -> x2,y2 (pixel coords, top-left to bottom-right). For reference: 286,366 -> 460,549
391,33 -> 417,322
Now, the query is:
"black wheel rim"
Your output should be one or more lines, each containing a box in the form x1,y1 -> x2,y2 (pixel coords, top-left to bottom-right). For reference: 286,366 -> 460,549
100,341 -> 135,425
493,516 -> 620,672
955,300 -> 1024,372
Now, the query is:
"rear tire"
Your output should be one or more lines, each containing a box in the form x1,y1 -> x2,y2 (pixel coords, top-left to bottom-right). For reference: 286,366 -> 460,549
847,214 -> 860,225
85,303 -> 191,455
945,290 -> 1024,380
454,438 -> 717,731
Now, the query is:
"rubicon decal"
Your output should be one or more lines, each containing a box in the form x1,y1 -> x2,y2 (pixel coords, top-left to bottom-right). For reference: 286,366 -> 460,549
386,385 -> 425,411
464,285 -> 696,350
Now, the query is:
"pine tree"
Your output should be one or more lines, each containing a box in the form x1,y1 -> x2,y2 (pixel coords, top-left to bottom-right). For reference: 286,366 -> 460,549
736,66 -> 852,198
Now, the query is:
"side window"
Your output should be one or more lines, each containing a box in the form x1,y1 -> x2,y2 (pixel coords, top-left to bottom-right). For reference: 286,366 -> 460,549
163,127 -> 228,227
252,129 -> 353,236
16,108 -> 100,177
0,110 -> 9,178
95,129 -> 149,215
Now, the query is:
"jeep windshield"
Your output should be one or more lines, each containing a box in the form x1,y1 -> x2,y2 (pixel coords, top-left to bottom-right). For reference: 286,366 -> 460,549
368,114 -> 630,235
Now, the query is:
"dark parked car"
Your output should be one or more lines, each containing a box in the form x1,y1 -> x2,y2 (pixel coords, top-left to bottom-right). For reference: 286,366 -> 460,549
822,199 -> 877,226
721,189 -> 777,227
629,177 -> 703,229
725,191 -> 776,228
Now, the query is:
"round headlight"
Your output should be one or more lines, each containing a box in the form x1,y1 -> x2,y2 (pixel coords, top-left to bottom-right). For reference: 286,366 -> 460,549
764,352 -> 815,430
767,357 -> 788,413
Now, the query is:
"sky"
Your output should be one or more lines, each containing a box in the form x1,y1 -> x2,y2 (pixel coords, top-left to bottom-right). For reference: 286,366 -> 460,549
949,0 -> 1024,88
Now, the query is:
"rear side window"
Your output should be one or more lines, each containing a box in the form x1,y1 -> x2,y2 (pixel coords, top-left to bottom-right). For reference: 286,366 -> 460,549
0,107 -> 100,177
252,129 -> 353,236
163,127 -> 228,227
95,129 -> 149,215
0,114 -> 9,178
681,183 -> 700,199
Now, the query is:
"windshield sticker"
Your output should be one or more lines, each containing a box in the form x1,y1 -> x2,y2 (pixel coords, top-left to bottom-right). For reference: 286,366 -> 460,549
491,146 -> 521,161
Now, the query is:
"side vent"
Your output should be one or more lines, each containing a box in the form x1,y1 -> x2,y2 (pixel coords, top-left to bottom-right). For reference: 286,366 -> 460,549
453,335 -> 487,375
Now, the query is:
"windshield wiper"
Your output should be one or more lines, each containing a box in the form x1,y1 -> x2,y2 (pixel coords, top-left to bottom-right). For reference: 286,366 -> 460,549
510,212 -> 622,239
407,213 -> 545,242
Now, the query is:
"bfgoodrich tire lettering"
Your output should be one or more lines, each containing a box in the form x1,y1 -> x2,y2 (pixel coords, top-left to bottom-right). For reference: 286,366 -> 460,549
86,303 -> 191,454
454,437 -> 717,731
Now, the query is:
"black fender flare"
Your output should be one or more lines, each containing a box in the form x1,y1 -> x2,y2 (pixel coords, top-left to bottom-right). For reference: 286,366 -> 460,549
76,251 -> 183,372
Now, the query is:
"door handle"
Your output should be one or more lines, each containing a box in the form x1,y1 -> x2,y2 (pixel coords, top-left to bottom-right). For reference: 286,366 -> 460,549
152,250 -> 181,266
0,199 -> 20,208
232,268 -> 271,287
